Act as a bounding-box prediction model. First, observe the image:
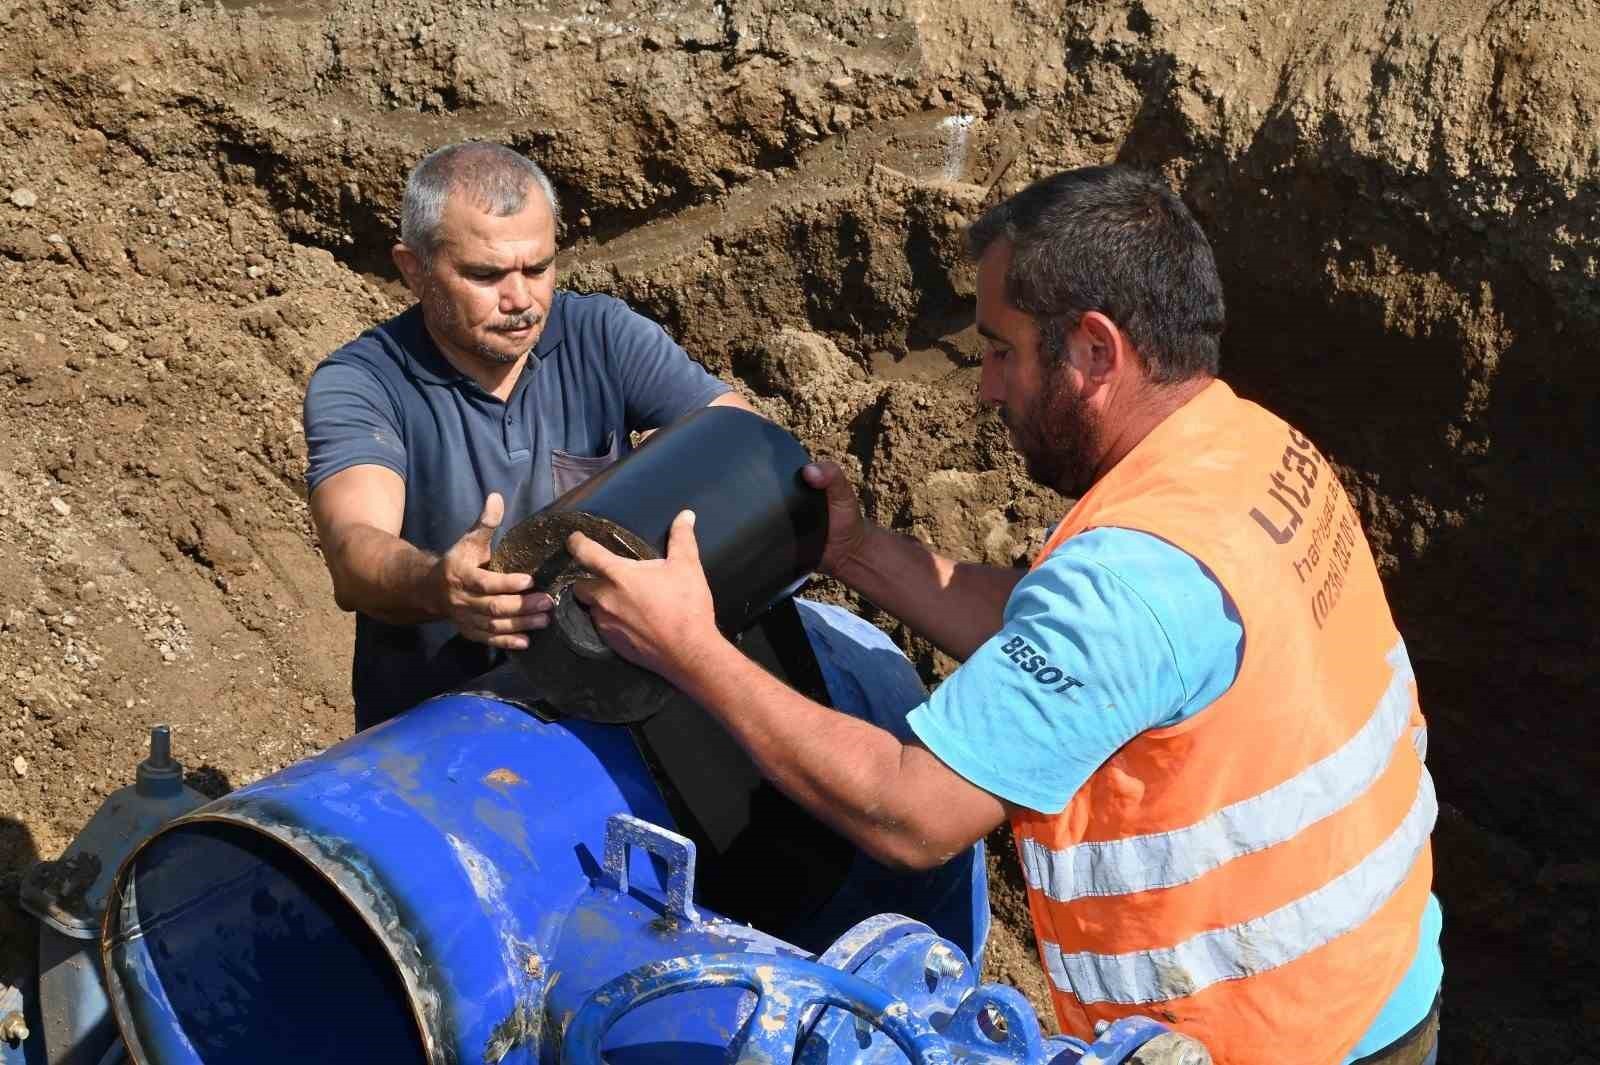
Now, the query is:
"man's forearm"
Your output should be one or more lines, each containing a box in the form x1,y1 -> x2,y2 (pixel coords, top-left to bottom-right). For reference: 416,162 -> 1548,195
835,526 -> 1024,661
324,524 -> 441,624
673,636 -> 942,870
563,510 -> 1009,867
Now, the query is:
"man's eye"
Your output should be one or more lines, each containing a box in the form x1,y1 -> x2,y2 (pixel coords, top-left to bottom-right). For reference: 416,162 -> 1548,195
524,265 -> 548,277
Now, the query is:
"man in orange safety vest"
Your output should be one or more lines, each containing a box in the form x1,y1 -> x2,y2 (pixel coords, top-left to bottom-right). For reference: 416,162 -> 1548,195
565,165 -> 1443,1065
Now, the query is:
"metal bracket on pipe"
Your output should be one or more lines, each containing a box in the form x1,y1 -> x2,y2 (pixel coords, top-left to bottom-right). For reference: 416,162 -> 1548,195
602,814 -> 701,925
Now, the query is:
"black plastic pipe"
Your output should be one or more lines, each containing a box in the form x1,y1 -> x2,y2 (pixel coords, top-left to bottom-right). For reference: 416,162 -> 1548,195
491,407 -> 827,722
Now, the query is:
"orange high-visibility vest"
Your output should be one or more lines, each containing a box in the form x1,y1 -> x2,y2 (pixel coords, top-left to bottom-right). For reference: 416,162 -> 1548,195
1012,379 -> 1435,1065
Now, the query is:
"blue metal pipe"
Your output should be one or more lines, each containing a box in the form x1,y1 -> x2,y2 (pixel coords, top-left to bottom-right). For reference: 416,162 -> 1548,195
102,695 -> 783,1063
101,693 -> 988,1065
97,690 -> 1206,1065
100,596 -> 1002,1065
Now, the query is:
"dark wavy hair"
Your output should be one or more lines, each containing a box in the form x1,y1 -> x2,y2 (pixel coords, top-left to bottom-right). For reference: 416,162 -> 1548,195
966,166 -> 1225,383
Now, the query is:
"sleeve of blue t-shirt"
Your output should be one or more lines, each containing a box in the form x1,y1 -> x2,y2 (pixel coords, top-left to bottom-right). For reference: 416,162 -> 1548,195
905,527 -> 1244,814
303,358 -> 408,494
598,297 -> 730,430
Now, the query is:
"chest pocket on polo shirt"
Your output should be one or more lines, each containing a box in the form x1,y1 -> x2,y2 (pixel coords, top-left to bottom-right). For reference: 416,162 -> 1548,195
551,432 -> 621,497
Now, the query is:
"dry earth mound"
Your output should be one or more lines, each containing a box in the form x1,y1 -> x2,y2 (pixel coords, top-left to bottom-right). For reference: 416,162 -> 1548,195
1,0 -> 1596,1057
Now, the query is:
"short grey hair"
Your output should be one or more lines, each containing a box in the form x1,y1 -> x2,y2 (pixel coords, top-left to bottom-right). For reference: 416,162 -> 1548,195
400,142 -> 561,261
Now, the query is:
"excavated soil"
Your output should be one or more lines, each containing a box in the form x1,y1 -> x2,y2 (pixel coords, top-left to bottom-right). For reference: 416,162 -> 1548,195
1,0 -> 1597,1059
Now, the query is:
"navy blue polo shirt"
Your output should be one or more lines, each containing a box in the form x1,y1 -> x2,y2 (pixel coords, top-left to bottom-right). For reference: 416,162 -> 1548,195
303,291 -> 730,727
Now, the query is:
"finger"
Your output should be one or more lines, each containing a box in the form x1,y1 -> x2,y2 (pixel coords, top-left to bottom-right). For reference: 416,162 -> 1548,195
471,591 -> 555,620
480,492 -> 505,529
801,461 -> 837,489
480,632 -> 532,651
820,468 -> 858,509
458,568 -> 537,596
804,460 -> 857,508
666,510 -> 700,568
565,530 -> 625,579
570,574 -> 598,606
468,612 -> 554,635
456,621 -> 532,651
465,492 -> 505,544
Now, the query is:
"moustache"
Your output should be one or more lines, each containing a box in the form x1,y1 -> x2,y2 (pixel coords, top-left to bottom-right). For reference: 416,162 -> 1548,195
491,313 -> 542,332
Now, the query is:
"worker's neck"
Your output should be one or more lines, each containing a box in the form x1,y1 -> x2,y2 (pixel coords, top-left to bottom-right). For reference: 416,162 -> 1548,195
424,320 -> 529,402
1091,374 -> 1215,483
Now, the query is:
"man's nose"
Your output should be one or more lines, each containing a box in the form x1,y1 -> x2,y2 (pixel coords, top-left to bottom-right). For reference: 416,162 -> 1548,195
499,272 -> 532,313
978,353 -> 1004,407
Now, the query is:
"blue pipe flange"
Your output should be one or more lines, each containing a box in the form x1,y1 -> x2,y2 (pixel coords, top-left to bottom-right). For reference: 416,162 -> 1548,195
801,929 -> 976,1063
940,984 -> 1050,1062
814,914 -> 936,975
562,953 -> 953,1065
802,914 -> 939,1041
1067,1017 -> 1209,1065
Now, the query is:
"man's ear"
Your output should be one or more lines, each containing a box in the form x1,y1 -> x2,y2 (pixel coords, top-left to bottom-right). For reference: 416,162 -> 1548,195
392,243 -> 424,295
1076,311 -> 1132,385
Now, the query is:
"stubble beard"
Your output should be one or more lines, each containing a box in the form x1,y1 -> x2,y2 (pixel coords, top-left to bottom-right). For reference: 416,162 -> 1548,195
1008,362 -> 1102,498
461,307 -> 543,366
425,285 -> 542,367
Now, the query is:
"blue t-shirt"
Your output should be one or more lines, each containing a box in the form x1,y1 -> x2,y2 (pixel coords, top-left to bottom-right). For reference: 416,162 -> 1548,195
906,527 -> 1441,1060
303,291 -> 729,726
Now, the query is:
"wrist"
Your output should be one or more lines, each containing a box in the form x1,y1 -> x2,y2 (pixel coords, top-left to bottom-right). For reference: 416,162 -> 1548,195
417,551 -> 450,620
663,627 -> 742,704
831,524 -> 883,590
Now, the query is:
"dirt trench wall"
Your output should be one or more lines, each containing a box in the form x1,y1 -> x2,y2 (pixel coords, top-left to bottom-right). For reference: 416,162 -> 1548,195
1,0 -> 1598,1055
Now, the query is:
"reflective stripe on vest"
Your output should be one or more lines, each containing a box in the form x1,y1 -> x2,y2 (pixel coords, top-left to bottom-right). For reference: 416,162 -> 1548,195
1037,770 -> 1436,1005
1018,641 -> 1416,903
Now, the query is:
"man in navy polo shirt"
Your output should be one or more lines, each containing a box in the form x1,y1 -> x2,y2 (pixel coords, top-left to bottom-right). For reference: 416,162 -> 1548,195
303,142 -> 755,729
303,141 -> 990,963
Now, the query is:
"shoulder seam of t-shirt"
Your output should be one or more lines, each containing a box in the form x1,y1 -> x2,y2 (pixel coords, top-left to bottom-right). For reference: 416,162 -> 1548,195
597,293 -> 626,350
563,290 -> 619,306
562,290 -> 626,333
536,289 -> 570,357
1053,550 -> 1193,715
598,293 -> 664,345
1078,524 -> 1245,714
